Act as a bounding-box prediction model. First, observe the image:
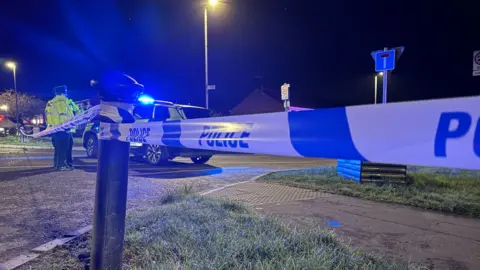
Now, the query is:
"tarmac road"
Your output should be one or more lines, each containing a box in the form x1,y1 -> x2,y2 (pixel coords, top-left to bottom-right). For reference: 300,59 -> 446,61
0,148 -> 334,171
0,147 -> 335,262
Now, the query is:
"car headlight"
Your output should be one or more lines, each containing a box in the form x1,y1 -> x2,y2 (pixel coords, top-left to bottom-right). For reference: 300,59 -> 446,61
0,127 -> 4,132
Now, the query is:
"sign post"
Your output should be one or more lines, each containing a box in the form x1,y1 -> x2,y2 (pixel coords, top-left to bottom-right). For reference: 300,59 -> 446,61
382,64 -> 388,104
342,47 -> 407,183
90,72 -> 144,270
281,83 -> 290,112
371,46 -> 404,104
473,50 -> 480,77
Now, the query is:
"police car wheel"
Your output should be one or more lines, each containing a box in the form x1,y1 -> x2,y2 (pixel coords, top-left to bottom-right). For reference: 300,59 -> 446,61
86,135 -> 98,158
191,156 -> 211,164
145,144 -> 167,165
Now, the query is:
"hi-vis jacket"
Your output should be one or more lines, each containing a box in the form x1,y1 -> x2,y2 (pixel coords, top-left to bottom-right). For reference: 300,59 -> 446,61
45,95 -> 80,132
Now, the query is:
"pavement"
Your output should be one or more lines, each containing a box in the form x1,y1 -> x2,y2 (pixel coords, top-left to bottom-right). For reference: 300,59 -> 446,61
208,182 -> 480,270
0,148 -> 334,263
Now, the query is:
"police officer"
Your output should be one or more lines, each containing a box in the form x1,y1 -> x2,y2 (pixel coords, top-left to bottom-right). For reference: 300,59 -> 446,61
46,86 -> 79,170
66,97 -> 81,168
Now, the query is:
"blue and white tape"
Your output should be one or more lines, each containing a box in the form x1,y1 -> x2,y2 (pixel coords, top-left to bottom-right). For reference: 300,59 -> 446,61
28,96 -> 480,170
99,96 -> 480,170
23,105 -> 101,138
22,103 -> 131,138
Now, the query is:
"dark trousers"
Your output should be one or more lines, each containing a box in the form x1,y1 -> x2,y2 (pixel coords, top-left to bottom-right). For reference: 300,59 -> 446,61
67,132 -> 73,167
52,135 -> 56,167
53,131 -> 69,168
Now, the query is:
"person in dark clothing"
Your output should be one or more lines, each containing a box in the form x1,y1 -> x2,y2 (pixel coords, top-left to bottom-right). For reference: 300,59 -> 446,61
53,133 -> 74,168
53,131 -> 70,170
46,86 -> 78,171
66,132 -> 74,167
66,99 -> 80,168
52,135 -> 57,168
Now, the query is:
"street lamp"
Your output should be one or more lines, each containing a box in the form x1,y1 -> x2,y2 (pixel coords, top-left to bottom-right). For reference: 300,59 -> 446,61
374,72 -> 383,104
5,61 -> 16,70
5,61 -> 19,138
204,0 -> 219,109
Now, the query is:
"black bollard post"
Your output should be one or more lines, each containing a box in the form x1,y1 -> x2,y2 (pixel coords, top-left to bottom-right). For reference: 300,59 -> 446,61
90,139 -> 130,269
90,72 -> 144,270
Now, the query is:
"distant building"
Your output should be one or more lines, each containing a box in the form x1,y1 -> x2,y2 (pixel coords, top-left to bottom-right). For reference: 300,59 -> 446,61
230,88 -> 312,115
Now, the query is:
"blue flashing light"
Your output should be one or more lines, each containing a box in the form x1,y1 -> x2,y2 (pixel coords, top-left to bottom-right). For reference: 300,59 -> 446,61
138,94 -> 155,105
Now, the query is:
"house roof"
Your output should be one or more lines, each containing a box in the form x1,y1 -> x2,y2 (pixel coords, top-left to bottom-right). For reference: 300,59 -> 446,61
230,87 -> 315,115
230,88 -> 284,115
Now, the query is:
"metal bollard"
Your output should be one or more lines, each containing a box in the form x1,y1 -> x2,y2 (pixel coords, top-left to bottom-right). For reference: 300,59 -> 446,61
90,72 -> 144,270
90,138 -> 130,269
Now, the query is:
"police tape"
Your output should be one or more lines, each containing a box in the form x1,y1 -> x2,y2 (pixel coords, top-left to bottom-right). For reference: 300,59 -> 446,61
99,96 -> 480,170
20,105 -> 101,138
22,96 -> 480,170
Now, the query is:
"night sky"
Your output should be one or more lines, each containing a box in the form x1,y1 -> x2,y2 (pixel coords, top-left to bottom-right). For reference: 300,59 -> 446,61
0,0 -> 478,112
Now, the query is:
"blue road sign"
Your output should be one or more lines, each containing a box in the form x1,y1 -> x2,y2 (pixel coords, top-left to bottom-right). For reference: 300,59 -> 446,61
373,49 -> 396,72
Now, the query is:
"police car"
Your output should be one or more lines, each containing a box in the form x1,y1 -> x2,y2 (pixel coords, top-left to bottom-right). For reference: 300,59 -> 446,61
82,99 -> 215,165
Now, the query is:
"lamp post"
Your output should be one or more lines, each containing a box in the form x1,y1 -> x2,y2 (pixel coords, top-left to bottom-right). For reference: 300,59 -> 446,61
5,61 -> 19,138
374,72 -> 383,104
204,0 -> 218,109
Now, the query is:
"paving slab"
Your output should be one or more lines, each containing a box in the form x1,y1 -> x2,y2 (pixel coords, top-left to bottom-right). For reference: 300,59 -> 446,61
208,182 -> 332,205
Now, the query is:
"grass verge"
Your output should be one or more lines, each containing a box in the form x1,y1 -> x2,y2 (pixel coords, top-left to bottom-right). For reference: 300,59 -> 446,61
19,195 -> 412,269
0,135 -> 53,147
260,166 -> 480,218
0,136 -> 83,148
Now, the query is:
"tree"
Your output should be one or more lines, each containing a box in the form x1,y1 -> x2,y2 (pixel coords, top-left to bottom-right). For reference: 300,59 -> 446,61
0,89 -> 46,119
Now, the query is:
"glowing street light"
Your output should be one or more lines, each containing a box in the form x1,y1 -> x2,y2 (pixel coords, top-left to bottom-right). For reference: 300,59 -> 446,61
374,72 -> 383,104
209,0 -> 218,5
4,61 -> 20,138
5,61 -> 16,70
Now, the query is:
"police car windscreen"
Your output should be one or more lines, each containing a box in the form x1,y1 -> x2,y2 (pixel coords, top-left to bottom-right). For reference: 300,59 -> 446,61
181,107 -> 211,119
133,105 -> 154,119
